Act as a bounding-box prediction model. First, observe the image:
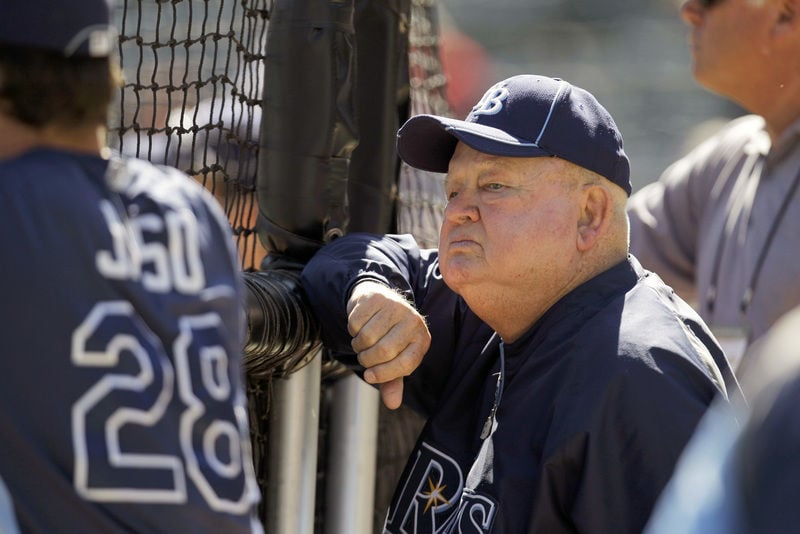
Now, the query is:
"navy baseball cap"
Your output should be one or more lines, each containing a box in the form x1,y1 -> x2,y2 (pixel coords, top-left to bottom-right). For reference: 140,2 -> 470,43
397,74 -> 632,195
0,0 -> 115,58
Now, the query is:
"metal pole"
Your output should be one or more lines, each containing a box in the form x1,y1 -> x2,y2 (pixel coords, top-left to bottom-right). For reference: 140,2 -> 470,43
325,375 -> 380,534
321,2 -> 413,531
265,350 -> 322,534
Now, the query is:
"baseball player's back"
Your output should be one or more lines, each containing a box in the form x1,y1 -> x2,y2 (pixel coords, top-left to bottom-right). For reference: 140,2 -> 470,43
0,0 -> 262,530
0,148 -> 262,533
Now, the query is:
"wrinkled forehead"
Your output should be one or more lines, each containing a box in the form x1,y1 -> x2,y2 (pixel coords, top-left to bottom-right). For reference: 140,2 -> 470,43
445,142 -> 582,186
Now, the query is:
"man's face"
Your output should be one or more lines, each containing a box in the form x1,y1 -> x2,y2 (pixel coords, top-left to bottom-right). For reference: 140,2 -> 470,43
438,142 -> 582,302
681,0 -> 774,98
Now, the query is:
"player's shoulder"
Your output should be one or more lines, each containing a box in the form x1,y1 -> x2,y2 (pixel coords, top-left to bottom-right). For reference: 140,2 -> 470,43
120,152 -> 198,189
0,147 -> 101,175
114,152 -> 221,210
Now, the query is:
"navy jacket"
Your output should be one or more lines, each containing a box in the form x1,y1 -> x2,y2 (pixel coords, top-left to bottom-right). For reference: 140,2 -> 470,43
301,233 -> 741,533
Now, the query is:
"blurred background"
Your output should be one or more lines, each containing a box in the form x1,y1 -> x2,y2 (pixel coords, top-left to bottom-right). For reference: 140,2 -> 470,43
436,0 -> 742,192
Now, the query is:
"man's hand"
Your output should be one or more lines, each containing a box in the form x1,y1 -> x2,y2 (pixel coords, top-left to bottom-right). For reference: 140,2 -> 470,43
346,281 -> 431,409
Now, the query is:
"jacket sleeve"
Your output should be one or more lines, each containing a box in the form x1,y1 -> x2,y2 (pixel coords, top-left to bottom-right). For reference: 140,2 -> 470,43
300,232 -> 462,413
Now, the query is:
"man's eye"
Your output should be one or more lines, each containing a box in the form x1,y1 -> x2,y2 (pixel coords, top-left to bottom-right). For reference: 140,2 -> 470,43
447,191 -> 458,200
485,183 -> 504,191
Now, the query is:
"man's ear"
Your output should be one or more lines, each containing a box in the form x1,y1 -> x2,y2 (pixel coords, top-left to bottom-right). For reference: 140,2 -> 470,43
576,184 -> 611,252
774,0 -> 799,36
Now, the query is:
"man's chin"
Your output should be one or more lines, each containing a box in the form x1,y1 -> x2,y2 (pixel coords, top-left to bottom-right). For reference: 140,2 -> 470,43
692,68 -> 725,98
441,262 -> 481,293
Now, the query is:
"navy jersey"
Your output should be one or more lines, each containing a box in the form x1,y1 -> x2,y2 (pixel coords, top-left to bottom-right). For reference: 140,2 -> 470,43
0,149 -> 261,533
301,233 -> 742,534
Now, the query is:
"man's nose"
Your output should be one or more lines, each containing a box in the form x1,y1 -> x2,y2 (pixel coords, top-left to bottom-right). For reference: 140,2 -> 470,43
444,190 -> 480,223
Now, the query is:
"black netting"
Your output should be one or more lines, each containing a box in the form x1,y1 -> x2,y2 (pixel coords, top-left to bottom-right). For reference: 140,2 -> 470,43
111,0 -> 270,273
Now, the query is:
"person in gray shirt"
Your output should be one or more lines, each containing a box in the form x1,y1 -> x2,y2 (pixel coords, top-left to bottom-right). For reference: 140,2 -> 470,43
627,0 -> 800,374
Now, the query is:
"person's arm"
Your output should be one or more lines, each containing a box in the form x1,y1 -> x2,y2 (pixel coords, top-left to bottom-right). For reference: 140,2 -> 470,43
627,128 -> 730,304
345,279 -> 430,409
301,232 -> 460,411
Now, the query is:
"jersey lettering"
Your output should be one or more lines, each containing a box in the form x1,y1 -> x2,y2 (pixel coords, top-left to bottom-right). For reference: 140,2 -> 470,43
96,200 -> 205,294
71,301 -> 258,513
71,301 -> 183,502
439,492 -> 497,533
384,442 -> 497,533
174,313 -> 255,513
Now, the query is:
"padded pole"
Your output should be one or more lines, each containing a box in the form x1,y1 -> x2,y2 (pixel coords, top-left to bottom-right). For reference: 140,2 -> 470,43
347,0 -> 410,234
257,0 -> 357,263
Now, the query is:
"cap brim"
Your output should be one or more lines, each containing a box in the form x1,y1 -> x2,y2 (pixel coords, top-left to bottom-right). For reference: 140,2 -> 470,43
396,114 -> 550,173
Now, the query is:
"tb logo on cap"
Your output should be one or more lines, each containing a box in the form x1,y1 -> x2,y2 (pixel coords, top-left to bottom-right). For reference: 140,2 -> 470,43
469,82 -> 509,118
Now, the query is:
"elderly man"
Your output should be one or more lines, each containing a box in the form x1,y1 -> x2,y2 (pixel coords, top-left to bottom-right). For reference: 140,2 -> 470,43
301,74 -> 740,533
628,0 -> 800,374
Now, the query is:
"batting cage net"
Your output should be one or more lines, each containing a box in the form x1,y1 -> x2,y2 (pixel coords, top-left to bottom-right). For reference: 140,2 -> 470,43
110,0 -> 448,530
112,0 -> 269,273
